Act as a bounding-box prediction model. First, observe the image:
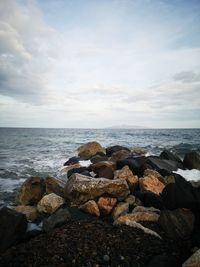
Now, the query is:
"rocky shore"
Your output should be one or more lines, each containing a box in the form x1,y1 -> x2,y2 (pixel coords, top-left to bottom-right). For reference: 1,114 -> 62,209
0,141 -> 200,267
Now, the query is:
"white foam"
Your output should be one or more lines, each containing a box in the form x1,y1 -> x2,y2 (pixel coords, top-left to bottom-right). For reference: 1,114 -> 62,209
27,222 -> 42,232
79,160 -> 91,167
174,169 -> 200,182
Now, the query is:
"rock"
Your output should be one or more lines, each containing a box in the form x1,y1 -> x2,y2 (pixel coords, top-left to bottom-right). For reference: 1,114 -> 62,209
125,195 -> 136,206
0,207 -> 28,253
114,211 -> 160,224
90,154 -> 109,164
62,163 -> 81,175
182,249 -> 200,267
117,156 -> 147,176
78,141 -> 105,160
45,176 -> 65,197
132,206 -> 160,214
112,202 -> 129,220
97,197 -> 117,215
114,165 -> 139,191
79,200 -> 100,217
110,149 -> 130,162
183,151 -> 200,170
135,191 -> 164,210
64,173 -> 129,204
37,193 -> 65,214
160,150 -> 182,163
106,145 -> 130,157
64,156 -> 80,166
68,167 -> 90,179
144,169 -> 166,184
103,255 -> 110,263
164,175 -> 176,184
132,147 -> 146,155
139,175 -> 165,195
15,205 -> 38,221
90,161 -> 116,179
16,176 -> 45,205
158,209 -> 195,240
43,208 -> 71,232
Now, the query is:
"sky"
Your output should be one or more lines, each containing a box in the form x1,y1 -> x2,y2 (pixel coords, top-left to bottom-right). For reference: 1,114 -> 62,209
0,0 -> 200,128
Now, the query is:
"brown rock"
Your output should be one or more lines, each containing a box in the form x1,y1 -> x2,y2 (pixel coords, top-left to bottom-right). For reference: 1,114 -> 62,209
143,169 -> 166,184
16,177 -> 45,205
97,197 -> 117,215
15,205 -> 38,221
37,193 -> 65,214
45,176 -> 65,197
90,154 -> 109,164
64,173 -> 130,204
114,165 -> 138,190
62,163 -> 81,174
112,202 -> 129,220
79,200 -> 100,217
90,161 -> 116,179
158,208 -> 195,240
132,147 -> 146,155
132,206 -> 160,214
78,141 -> 105,160
114,211 -> 159,225
182,249 -> 200,267
139,175 -> 165,195
110,149 -> 130,162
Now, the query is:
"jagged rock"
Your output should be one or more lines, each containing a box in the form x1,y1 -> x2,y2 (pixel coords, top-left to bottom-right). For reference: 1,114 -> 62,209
64,173 -> 129,204
64,156 -> 80,166
43,208 -> 71,232
112,202 -> 129,220
90,161 -> 116,179
0,207 -> 28,253
62,163 -> 81,174
182,248 -> 200,267
160,150 -> 182,163
97,197 -> 117,215
139,175 -> 165,195
114,211 -> 159,224
78,141 -> 105,160
106,145 -> 130,157
37,193 -> 65,214
132,206 -> 160,214
132,147 -> 146,155
114,165 -> 139,191
45,176 -> 65,197
183,151 -> 200,170
110,149 -> 130,162
117,156 -> 147,176
90,154 -> 109,164
158,209 -> 195,240
15,205 -> 38,221
125,195 -> 136,205
144,169 -> 166,184
16,177 -> 45,205
79,200 -> 100,217
68,167 -> 90,179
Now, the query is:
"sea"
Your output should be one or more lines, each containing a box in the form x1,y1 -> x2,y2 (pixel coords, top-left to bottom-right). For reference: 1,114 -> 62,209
0,127 -> 200,207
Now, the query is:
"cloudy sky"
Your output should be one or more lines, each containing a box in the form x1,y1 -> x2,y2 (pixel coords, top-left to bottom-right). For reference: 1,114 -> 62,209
0,0 -> 200,128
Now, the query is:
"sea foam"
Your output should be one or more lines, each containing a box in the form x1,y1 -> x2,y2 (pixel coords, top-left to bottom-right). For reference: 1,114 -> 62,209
174,169 -> 200,182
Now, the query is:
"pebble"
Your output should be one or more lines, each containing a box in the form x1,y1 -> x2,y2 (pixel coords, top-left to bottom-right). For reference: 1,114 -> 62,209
103,255 -> 110,262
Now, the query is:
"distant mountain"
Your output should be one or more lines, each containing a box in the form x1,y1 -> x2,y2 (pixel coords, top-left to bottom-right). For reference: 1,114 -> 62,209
107,125 -> 150,129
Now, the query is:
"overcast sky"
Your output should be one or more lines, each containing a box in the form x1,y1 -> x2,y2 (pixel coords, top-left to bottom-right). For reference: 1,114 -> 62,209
0,0 -> 200,128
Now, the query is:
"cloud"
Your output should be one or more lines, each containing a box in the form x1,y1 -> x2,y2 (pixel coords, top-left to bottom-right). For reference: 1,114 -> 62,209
173,71 -> 200,83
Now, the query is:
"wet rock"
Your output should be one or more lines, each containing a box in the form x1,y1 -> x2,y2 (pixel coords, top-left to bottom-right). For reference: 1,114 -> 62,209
112,202 -> 129,220
114,211 -> 159,224
158,209 -> 195,240
15,205 -> 38,221
97,197 -> 117,215
183,151 -> 200,170
78,141 -> 105,160
63,156 -> 80,166
132,147 -> 146,156
0,207 -> 28,253
106,145 -> 130,157
90,161 -> 116,179
45,176 -> 65,197
135,190 -> 163,210
132,206 -> 160,214
117,156 -> 147,176
110,149 -> 130,162
43,208 -> 71,232
79,200 -> 100,217
67,166 -> 89,179
114,165 -> 139,191
90,154 -> 109,164
182,248 -> 200,267
139,175 -> 165,195
16,176 -> 45,205
37,193 -> 65,214
160,150 -> 182,163
64,173 -> 129,204
144,169 -> 166,184
125,195 -> 136,206
62,163 -> 81,174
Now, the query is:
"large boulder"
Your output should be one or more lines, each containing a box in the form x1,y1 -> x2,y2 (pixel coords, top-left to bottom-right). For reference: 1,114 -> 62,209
144,169 -> 166,184
16,177 -> 45,205
43,208 -> 71,232
0,207 -> 28,253
158,209 -> 195,240
114,211 -> 159,225
15,205 -> 38,221
160,150 -> 182,163
78,141 -> 105,160
97,197 -> 117,215
37,193 -> 65,214
114,165 -> 139,191
67,167 -> 90,179
135,190 -> 164,210
182,249 -> 200,267
183,151 -> 200,170
90,154 -> 108,164
117,156 -> 147,176
79,200 -> 100,217
139,175 -> 165,195
110,149 -> 130,162
106,145 -> 130,157
45,176 -> 65,197
90,161 -> 116,179
64,173 -> 130,204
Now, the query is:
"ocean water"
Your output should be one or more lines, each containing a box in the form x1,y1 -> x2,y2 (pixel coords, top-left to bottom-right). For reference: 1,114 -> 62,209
0,127 -> 200,207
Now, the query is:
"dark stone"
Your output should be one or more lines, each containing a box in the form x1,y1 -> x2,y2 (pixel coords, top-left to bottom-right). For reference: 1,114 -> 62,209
160,150 -> 182,163
64,156 -> 80,166
106,145 -> 130,157
183,151 -> 200,170
96,166 -> 114,179
147,254 -> 181,267
0,207 -> 28,252
67,167 -> 89,178
90,154 -> 109,164
43,208 -> 71,232
117,156 -> 147,176
134,190 -> 163,210
158,209 -> 195,240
